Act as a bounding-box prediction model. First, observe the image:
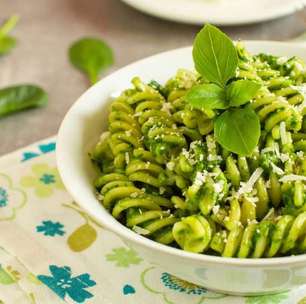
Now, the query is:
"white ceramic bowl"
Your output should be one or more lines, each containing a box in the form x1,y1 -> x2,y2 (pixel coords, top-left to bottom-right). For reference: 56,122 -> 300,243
57,42 -> 306,296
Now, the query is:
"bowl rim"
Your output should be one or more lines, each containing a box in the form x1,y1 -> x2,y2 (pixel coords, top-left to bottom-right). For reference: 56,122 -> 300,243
57,41 -> 306,267
120,0 -> 306,26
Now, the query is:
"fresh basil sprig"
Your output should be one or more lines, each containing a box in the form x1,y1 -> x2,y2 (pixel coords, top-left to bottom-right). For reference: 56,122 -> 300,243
214,106 -> 260,156
226,79 -> 261,107
0,15 -> 19,56
187,24 -> 261,156
69,37 -> 114,85
193,24 -> 238,87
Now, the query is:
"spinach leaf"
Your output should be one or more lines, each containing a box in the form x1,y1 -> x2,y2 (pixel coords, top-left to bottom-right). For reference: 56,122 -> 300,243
214,105 -> 260,156
192,24 -> 238,87
69,37 -> 114,84
0,84 -> 48,118
227,80 -> 261,107
0,15 -> 19,56
0,36 -> 16,55
186,83 -> 227,110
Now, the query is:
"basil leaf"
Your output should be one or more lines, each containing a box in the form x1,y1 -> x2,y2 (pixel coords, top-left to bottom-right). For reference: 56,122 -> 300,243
214,106 -> 260,156
0,36 -> 16,55
69,37 -> 114,84
227,80 -> 261,107
192,24 -> 238,87
0,15 -> 19,56
0,84 -> 48,118
186,83 -> 227,110
0,15 -> 19,39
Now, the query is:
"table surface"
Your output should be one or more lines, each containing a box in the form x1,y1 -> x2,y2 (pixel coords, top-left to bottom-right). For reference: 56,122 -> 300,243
1,0 -> 306,156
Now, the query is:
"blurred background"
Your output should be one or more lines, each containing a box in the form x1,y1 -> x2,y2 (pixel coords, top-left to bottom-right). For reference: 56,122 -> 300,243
1,0 -> 306,155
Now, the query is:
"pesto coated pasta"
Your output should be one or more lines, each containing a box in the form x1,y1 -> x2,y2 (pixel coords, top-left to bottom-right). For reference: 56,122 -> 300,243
91,32 -> 306,258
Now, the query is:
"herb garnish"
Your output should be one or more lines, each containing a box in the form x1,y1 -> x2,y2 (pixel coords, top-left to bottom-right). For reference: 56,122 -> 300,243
187,24 -> 261,156
0,15 -> 19,56
0,85 -> 48,118
69,37 -> 114,85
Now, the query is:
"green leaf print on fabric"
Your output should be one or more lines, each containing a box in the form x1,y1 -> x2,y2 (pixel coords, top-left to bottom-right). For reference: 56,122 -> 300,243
63,202 -> 101,252
68,224 -> 97,252
0,173 -> 27,221
0,265 -> 20,284
20,163 -> 64,197
245,292 -> 288,304
106,247 -> 142,267
298,296 -> 306,304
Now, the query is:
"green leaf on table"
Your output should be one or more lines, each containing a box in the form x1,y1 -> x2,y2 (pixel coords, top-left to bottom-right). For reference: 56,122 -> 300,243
227,79 -> 261,107
214,105 -> 260,156
0,36 -> 16,55
0,84 -> 48,118
69,37 -> 114,85
186,83 -> 227,110
192,24 -> 238,87
0,15 -> 19,56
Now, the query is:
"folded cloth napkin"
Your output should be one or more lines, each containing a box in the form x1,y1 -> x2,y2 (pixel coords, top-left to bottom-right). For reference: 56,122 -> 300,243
0,137 -> 305,304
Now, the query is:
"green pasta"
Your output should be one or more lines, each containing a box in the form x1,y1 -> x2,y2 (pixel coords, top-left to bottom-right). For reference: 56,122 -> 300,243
91,26 -> 306,258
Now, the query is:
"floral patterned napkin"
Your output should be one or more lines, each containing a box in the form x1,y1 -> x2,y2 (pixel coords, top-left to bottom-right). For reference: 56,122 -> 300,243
0,137 -> 306,304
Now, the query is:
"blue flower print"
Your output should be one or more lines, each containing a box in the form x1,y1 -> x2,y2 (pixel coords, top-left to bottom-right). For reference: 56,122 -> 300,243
36,220 -> 65,236
22,141 -> 56,162
39,142 -> 56,154
38,265 -> 96,303
0,187 -> 8,207
40,174 -> 55,185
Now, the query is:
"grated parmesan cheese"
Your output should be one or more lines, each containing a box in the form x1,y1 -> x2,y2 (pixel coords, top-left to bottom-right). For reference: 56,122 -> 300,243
206,136 -> 216,151
279,175 -> 306,182
238,168 -> 264,195
279,153 -> 290,163
274,142 -> 280,158
207,154 -> 222,162
97,193 -> 104,201
261,147 -> 274,154
277,57 -> 288,65
270,163 -> 284,175
194,171 -> 207,187
212,205 -> 220,215
133,111 -> 142,117
130,192 -> 139,198
133,226 -> 150,235
263,208 -> 275,221
99,131 -> 110,142
125,152 -> 130,164
161,102 -> 172,114
159,187 -> 166,194
213,181 -> 224,193
247,219 -> 258,225
246,196 -> 259,204
166,161 -> 175,171
280,121 -> 288,145
295,62 -> 305,73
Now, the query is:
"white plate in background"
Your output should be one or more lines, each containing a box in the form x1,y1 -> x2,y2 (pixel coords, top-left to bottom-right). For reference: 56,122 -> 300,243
121,0 -> 306,25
